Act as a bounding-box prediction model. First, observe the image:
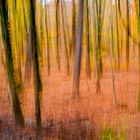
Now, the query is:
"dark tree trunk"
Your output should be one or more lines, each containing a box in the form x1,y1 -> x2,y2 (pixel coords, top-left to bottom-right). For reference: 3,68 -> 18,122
0,0 -> 24,127
30,0 -> 42,139
126,0 -> 130,70
71,0 -> 76,57
55,0 -> 61,71
72,0 -> 84,99
85,0 -> 91,79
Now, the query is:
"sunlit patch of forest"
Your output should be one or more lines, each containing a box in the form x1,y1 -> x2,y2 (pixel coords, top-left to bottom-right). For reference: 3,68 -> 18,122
0,0 -> 140,139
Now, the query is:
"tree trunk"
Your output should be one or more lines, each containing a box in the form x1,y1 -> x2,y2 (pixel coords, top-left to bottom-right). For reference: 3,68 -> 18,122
55,0 -> 61,71
72,0 -> 84,99
126,0 -> 130,70
71,0 -> 76,57
85,0 -> 91,79
115,0 -> 120,71
0,0 -> 24,127
45,1 -> 50,76
30,0 -> 42,139
134,0 -> 140,111
61,0 -> 70,75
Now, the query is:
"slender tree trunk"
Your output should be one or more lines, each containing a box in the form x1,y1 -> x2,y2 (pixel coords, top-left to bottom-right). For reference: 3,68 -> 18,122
94,0 -> 105,93
0,0 -> 24,127
108,0 -> 117,105
62,0 -> 71,54
45,1 -> 50,76
115,0 -> 120,71
71,0 -> 76,57
92,0 -> 101,93
108,28 -> 117,105
134,0 -> 140,111
85,0 -> 91,79
55,0 -> 61,71
30,0 -> 42,139
40,0 -> 45,66
61,0 -> 70,75
72,0 -> 84,99
126,0 -> 130,70
97,0 -> 103,75
17,24 -> 22,86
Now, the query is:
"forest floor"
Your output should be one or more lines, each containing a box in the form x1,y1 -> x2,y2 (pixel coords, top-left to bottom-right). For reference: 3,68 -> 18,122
0,56 -> 140,140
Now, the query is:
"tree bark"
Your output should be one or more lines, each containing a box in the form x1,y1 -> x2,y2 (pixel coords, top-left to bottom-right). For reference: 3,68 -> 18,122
72,0 -> 84,99
0,0 -> 24,127
30,0 -> 42,139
